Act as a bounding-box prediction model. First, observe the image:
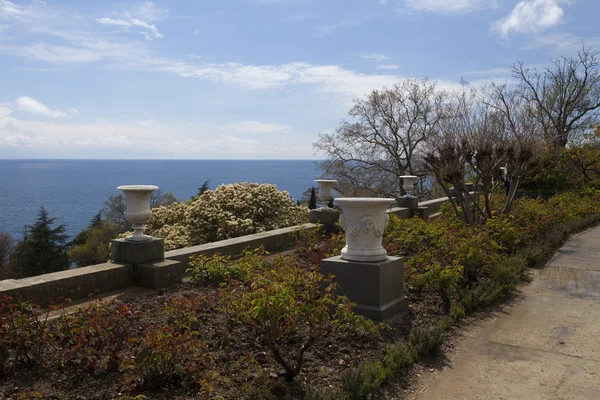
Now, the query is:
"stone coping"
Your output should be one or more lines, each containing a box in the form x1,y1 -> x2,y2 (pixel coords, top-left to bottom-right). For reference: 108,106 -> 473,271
165,222 -> 322,268
0,262 -> 133,306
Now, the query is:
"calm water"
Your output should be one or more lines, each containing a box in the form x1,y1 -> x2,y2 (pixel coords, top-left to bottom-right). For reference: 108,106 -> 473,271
0,160 -> 321,241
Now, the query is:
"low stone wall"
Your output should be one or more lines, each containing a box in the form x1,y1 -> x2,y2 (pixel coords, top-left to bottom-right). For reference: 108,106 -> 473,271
0,223 -> 322,305
0,195 -> 452,307
0,262 -> 133,306
418,197 -> 451,215
165,222 -> 321,270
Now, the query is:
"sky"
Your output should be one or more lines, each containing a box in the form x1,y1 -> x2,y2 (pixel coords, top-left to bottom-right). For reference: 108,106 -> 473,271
0,0 -> 599,159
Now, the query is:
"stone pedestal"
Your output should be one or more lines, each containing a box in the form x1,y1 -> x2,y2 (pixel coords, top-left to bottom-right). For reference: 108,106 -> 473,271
111,237 -> 165,265
396,196 -> 418,210
320,255 -> 408,321
111,238 -> 183,290
309,208 -> 340,233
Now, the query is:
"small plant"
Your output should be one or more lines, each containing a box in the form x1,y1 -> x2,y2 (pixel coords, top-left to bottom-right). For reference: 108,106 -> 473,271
223,255 -> 372,381
187,248 -> 267,285
0,296 -> 54,373
54,299 -> 138,374
120,325 -> 212,392
163,293 -> 215,335
409,324 -> 444,358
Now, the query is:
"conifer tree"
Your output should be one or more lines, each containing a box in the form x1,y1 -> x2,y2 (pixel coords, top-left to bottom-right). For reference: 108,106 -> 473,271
195,180 -> 210,198
16,207 -> 70,277
308,187 -> 318,210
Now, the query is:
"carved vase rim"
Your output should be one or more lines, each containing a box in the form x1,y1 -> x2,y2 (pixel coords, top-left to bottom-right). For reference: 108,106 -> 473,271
117,185 -> 159,191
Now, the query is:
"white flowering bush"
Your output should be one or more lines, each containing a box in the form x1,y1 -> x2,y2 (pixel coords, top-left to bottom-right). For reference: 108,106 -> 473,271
147,183 -> 309,250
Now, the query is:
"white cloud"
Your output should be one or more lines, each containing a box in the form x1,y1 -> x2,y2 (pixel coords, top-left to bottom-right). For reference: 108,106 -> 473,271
96,1 -> 167,40
376,64 -> 400,70
0,113 -> 305,158
0,106 -> 10,117
315,19 -> 364,36
492,0 -> 564,37
361,52 -> 388,61
523,33 -> 600,52
15,96 -> 66,118
14,43 -> 103,63
402,0 -> 497,14
0,0 -> 32,20
220,120 -> 293,134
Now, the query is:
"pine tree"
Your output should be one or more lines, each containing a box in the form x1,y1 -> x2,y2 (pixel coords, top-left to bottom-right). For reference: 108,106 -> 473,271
308,187 -> 318,210
195,180 -> 210,199
88,211 -> 104,229
16,207 -> 70,277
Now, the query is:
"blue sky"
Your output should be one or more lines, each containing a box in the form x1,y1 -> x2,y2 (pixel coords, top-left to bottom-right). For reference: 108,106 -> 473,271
0,0 -> 598,159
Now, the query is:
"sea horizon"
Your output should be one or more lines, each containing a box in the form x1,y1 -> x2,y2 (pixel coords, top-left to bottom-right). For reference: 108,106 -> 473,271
1,159 -> 323,241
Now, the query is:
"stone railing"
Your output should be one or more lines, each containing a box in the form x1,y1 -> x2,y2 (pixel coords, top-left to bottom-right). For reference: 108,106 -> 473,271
0,191 -> 454,307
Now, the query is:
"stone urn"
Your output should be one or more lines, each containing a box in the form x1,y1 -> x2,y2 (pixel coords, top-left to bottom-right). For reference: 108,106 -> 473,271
400,175 -> 418,198
315,179 -> 337,210
117,185 -> 159,242
334,198 -> 396,262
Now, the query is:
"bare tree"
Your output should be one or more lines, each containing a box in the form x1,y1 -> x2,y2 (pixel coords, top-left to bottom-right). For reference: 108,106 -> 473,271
425,86 -> 505,224
314,78 -> 447,198
425,84 -> 542,224
485,84 -> 543,214
512,45 -> 600,148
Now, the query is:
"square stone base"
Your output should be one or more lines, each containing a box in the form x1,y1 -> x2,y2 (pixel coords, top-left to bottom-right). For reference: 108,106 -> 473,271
320,255 -> 408,321
111,237 -> 164,266
396,196 -> 418,209
135,259 -> 183,290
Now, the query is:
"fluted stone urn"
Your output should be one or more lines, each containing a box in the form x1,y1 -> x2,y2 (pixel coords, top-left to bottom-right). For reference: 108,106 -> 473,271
334,198 -> 396,262
315,179 -> 337,210
118,185 -> 159,242
400,175 -> 418,198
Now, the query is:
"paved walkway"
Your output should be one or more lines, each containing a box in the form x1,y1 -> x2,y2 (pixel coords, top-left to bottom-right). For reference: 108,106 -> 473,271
410,226 -> 600,400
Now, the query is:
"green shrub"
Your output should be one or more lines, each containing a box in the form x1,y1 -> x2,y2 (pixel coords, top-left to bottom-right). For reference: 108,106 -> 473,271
340,342 -> 418,400
382,342 -> 419,371
222,255 -> 376,382
162,294 -> 215,335
0,296 -> 54,373
54,299 -> 138,374
341,362 -> 389,400
120,325 -> 212,392
187,248 -> 267,285
409,325 -> 444,358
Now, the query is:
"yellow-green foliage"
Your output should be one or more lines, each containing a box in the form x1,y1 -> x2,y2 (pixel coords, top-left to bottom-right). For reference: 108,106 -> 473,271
218,254 -> 378,382
187,248 -> 268,285
147,183 -> 309,250
384,191 -> 600,307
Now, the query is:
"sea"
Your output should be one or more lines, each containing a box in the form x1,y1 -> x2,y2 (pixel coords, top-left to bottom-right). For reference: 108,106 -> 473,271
0,159 -> 322,241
